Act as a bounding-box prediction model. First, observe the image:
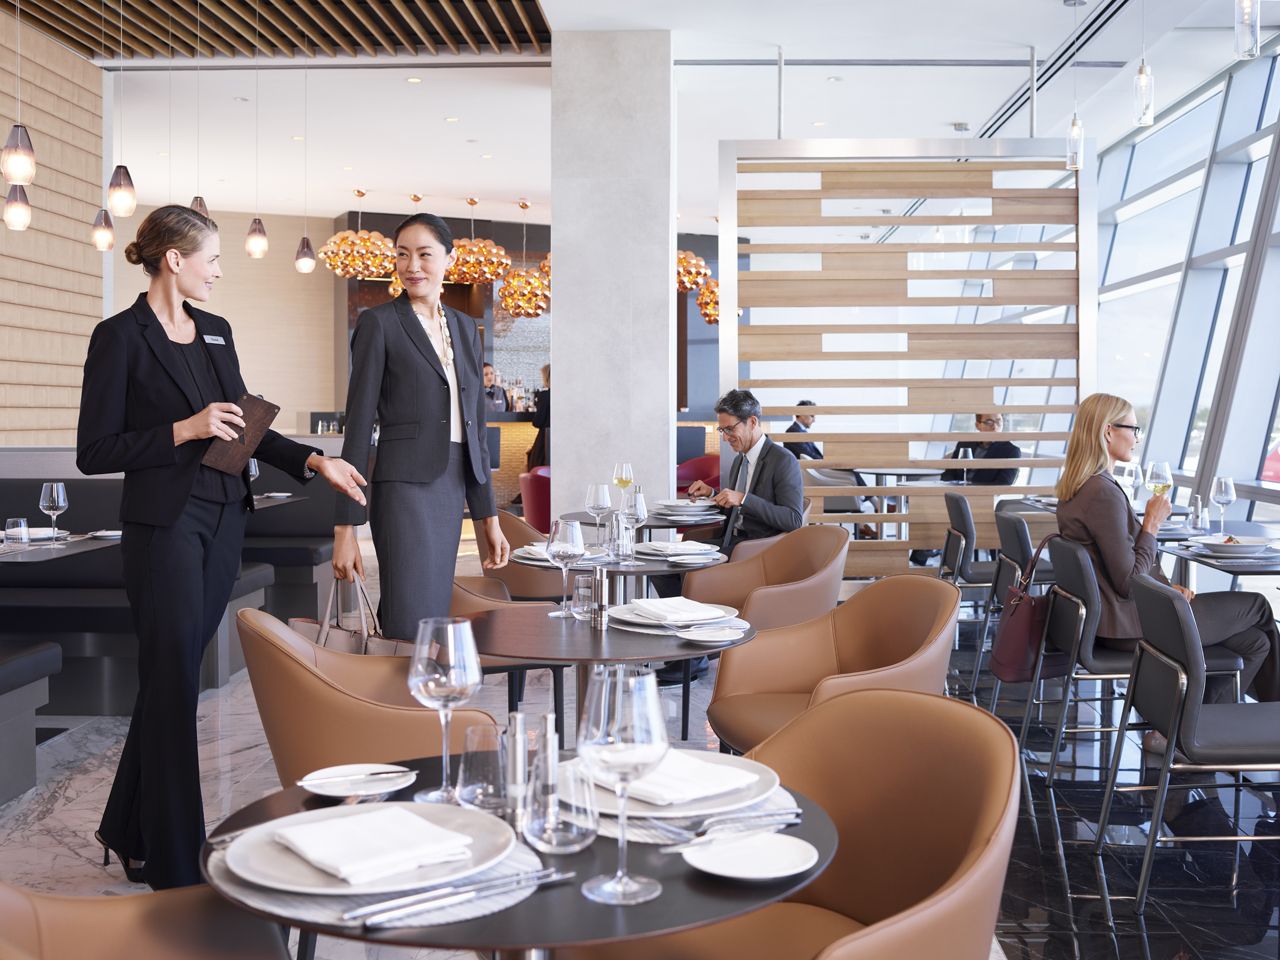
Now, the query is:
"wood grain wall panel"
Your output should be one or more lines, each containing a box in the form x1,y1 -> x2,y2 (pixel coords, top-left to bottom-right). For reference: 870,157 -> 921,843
821,252 -> 907,271
994,277 -> 1079,304
742,160 -> 1067,173
0,13 -> 102,444
740,276 -> 909,308
743,242 -> 1078,254
748,376 -> 1077,390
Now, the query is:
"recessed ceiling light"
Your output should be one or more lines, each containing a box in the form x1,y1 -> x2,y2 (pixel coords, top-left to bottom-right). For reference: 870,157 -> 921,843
157,151 -> 168,157
444,117 -> 460,123
812,121 -> 827,127
952,121 -> 971,133
465,138 -> 479,144
342,165 -> 353,171
406,77 -> 422,84
826,76 -> 842,83
234,96 -> 249,103
291,135 -> 303,141
480,153 -> 493,159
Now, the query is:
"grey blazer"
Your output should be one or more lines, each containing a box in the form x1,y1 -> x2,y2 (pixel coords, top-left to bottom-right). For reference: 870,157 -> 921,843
721,436 -> 805,541
336,294 -> 495,526
1056,472 -> 1169,639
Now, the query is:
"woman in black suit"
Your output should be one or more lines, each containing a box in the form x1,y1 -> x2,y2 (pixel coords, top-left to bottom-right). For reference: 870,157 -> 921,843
77,205 -> 366,888
333,213 -> 509,638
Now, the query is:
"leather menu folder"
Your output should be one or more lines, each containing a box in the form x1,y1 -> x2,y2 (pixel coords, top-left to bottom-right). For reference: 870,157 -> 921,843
201,393 -> 280,475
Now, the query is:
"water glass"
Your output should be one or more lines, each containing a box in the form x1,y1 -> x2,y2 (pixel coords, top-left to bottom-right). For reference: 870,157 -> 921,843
38,482 -> 68,547
608,512 -> 635,564
408,617 -> 483,804
4,518 -> 29,546
1211,476 -> 1237,532
577,664 -> 669,906
523,714 -> 598,855
585,484 -> 611,546
570,574 -> 594,621
546,520 -> 586,619
955,447 -> 974,485
457,725 -> 508,815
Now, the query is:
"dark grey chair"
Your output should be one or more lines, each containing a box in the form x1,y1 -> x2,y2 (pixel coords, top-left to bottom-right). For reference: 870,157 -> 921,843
1094,576 -> 1280,915
940,492 -> 997,587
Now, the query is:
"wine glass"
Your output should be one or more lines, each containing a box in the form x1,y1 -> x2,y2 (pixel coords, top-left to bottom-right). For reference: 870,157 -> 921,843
408,617 -> 483,804
546,520 -> 586,619
1211,476 -> 1237,533
247,458 -> 260,485
615,487 -> 647,567
955,447 -> 974,485
1145,461 -> 1172,498
612,462 -> 634,495
585,484 -> 611,547
577,665 -> 669,906
38,482 -> 68,547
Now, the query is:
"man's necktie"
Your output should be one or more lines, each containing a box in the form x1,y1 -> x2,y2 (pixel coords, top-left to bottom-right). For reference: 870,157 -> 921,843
720,453 -> 749,552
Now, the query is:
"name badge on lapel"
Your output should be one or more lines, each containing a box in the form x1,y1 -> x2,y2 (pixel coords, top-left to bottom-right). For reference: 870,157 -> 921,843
203,335 -> 226,345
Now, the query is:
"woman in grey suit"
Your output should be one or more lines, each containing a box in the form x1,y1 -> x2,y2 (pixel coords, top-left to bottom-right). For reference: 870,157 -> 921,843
333,213 -> 509,638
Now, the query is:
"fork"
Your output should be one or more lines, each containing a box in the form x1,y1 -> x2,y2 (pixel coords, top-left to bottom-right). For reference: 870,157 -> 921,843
639,808 -> 802,844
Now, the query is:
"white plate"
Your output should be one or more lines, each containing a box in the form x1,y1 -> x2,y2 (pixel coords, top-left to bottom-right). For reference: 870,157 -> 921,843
677,627 -> 746,645
297,763 -> 417,799
666,554 -> 723,566
568,752 -> 779,819
258,492 -> 293,499
607,601 -> 737,628
657,499 -> 717,509
90,530 -> 122,539
1187,535 -> 1273,556
26,528 -> 70,542
635,542 -> 720,556
682,833 -> 818,881
1187,543 -> 1280,561
223,801 -> 515,896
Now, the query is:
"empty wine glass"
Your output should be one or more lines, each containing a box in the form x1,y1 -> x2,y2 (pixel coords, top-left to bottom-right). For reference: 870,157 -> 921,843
408,617 -> 483,804
38,482 -> 68,547
585,484 -> 611,546
247,458 -> 260,484
1211,477 -> 1237,533
955,447 -> 974,485
577,665 -> 669,906
615,487 -> 647,567
546,520 -> 586,619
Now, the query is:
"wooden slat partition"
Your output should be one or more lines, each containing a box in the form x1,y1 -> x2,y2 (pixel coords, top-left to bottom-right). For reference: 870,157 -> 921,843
0,14 -> 101,446
731,147 -> 1085,576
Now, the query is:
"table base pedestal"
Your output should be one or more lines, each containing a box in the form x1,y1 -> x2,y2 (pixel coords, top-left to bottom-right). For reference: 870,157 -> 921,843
492,949 -> 552,960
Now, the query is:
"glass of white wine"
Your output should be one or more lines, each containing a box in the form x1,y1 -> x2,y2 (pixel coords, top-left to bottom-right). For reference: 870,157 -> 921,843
612,462 -> 634,495
1145,461 -> 1172,497
1212,476 -> 1237,534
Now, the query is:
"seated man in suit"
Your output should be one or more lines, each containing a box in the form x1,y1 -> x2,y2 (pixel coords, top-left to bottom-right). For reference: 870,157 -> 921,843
940,413 -> 1022,484
782,399 -> 822,460
655,389 -> 805,684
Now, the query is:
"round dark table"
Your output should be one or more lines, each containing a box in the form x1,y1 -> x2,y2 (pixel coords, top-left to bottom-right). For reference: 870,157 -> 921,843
561,509 -> 725,534
202,755 -> 837,960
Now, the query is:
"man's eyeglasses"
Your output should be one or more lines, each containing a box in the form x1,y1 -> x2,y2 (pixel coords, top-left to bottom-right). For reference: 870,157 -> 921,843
976,418 -> 1003,427
715,420 -> 746,436
1111,423 -> 1143,440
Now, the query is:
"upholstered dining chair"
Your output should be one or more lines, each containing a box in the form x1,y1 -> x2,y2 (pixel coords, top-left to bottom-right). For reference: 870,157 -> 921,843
236,608 -> 496,786
708,576 -> 960,753
560,688 -> 1020,960
0,879 -> 289,960
1094,576 -> 1279,915
475,509 -> 563,600
518,466 -> 552,533
940,492 -> 997,589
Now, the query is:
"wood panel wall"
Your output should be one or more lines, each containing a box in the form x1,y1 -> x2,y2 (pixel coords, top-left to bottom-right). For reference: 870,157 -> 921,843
0,13 -> 102,445
734,155 -> 1084,576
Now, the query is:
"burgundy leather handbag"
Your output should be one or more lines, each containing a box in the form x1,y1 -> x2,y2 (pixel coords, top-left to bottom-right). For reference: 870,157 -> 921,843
989,534 -> 1060,683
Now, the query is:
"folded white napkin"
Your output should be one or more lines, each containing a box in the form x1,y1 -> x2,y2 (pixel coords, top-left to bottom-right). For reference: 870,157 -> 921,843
612,750 -> 760,806
631,597 -> 724,623
636,541 -> 718,555
274,807 -> 473,885
517,543 -> 603,562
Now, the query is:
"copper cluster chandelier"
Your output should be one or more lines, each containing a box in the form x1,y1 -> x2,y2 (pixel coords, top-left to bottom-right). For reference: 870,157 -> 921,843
497,200 -> 550,319
319,190 -> 395,280
676,250 -> 711,292
696,278 -> 720,325
446,198 -> 511,284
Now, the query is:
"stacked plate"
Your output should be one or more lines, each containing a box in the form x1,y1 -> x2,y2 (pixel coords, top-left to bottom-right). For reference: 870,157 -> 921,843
511,545 -> 608,568
633,541 -> 722,566
608,600 -> 747,644
651,498 -> 723,524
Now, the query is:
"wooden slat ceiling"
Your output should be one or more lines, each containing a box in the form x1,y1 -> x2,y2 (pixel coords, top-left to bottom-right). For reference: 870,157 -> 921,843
0,0 -> 551,59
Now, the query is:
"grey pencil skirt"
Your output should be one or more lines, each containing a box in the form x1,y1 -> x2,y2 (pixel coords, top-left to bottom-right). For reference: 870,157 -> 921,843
369,443 -> 466,640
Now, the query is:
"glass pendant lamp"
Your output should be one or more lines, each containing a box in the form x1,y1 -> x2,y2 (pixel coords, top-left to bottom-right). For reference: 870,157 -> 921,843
4,184 -> 32,231
190,196 -> 209,218
92,208 -> 115,251
1133,60 -> 1155,127
107,164 -> 136,217
294,236 -> 316,273
245,217 -> 269,258
1065,112 -> 1084,172
1236,0 -> 1260,59
1,124 -> 36,186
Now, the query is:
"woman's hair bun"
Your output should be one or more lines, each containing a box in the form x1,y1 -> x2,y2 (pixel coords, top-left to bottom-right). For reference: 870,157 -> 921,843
123,242 -> 143,265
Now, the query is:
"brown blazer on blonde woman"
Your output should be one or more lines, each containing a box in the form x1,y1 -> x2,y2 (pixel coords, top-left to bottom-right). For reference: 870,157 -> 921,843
1055,472 -> 1171,642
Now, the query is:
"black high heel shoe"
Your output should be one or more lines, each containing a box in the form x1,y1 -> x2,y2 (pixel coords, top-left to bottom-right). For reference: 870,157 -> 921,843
94,830 -> 146,884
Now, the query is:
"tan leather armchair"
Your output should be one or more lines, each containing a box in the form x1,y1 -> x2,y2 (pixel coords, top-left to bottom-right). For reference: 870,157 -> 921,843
682,525 -> 849,630
475,510 -> 563,600
561,689 -> 1019,960
708,576 -> 961,753
0,880 -> 288,960
236,609 -> 496,786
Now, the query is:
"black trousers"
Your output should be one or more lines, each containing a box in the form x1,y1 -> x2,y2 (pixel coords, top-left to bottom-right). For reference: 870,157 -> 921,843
99,496 -> 246,889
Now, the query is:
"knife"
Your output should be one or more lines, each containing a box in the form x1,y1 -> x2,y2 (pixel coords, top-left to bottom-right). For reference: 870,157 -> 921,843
350,869 -> 575,927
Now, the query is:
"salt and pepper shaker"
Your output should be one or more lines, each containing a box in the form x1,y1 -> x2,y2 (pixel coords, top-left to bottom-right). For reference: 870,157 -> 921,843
505,711 -> 529,832
591,565 -> 610,630
1190,494 -> 1205,531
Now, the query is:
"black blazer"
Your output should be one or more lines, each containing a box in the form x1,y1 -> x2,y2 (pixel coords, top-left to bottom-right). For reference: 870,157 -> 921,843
76,294 -> 316,527
782,421 -> 822,461
720,436 -> 805,541
940,439 -> 1022,485
336,294 -> 495,526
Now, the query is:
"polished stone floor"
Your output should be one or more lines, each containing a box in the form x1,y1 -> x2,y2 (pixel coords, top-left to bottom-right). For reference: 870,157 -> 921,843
6,541 -> 1275,959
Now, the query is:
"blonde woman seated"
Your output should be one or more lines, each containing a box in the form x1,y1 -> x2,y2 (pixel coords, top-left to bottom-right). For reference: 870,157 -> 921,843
1056,393 -> 1280,710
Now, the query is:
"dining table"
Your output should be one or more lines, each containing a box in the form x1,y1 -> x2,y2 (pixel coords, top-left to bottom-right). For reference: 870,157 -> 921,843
1156,519 -> 1280,587
201,754 -> 837,960
468,604 -> 755,742
512,545 -> 728,605
560,509 -> 724,540
0,534 -> 120,563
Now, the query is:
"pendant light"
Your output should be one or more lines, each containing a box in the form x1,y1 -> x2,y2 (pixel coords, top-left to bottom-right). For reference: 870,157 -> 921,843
3,185 -> 31,231
1065,0 -> 1084,171
245,0 -> 267,258
190,1 -> 204,215
1,0 -> 36,187
294,69 -> 315,273
1132,0 -> 1155,126
1236,0 -> 1260,60
92,208 -> 114,251
191,196 -> 209,218
107,1 -> 136,217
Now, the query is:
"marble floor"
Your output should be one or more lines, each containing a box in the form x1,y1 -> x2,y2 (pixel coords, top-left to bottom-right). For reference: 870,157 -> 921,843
18,540 -> 1280,958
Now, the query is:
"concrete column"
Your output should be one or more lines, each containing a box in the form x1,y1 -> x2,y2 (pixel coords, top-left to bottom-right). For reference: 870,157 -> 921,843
549,31 -> 676,520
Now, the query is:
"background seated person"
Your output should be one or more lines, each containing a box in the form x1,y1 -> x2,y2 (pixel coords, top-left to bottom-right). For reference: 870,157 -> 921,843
1057,393 -> 1280,744
656,388 -> 804,684
782,399 -> 822,460
940,413 -> 1021,484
